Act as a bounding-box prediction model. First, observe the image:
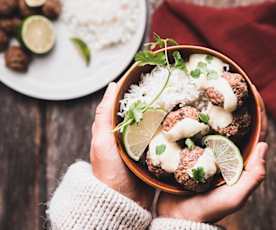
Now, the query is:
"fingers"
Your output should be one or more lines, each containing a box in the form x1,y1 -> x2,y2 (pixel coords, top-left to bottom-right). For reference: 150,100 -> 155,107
94,82 -> 117,133
239,142 -> 268,193
220,142 -> 268,209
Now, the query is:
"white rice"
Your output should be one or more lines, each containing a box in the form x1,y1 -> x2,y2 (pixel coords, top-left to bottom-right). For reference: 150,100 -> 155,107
61,0 -> 140,49
119,67 -> 200,117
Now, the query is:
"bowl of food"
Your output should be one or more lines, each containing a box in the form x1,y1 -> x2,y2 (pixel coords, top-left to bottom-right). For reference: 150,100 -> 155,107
112,37 -> 262,195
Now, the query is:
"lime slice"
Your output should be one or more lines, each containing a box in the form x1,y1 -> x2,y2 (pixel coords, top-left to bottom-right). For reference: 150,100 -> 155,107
204,135 -> 243,185
123,109 -> 167,161
25,0 -> 46,7
22,16 -> 55,54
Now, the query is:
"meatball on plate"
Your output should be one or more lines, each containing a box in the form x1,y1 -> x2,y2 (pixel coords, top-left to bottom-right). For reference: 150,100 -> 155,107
113,43 -> 263,195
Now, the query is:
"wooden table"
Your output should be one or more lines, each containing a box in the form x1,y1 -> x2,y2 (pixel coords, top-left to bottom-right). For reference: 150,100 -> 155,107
0,0 -> 275,229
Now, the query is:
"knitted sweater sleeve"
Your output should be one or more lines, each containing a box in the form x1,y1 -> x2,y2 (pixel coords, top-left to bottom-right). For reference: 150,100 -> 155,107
47,161 -> 221,230
47,161 -> 152,230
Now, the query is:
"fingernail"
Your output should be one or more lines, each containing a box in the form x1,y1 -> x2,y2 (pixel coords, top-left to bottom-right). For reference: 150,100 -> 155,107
258,142 -> 268,160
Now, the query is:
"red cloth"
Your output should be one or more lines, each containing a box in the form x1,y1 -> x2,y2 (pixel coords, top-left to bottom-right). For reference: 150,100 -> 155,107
151,0 -> 276,118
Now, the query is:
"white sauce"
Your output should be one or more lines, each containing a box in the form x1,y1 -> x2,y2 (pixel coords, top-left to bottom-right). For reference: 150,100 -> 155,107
207,78 -> 237,112
206,103 -> 233,129
187,54 -> 226,77
188,148 -> 217,179
163,118 -> 209,142
148,130 -> 181,173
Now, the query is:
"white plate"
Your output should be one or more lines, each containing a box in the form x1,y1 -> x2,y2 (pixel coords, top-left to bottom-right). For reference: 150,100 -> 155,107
0,0 -> 147,100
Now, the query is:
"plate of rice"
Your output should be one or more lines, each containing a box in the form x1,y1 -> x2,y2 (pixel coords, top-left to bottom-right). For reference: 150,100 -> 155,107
0,0 -> 147,100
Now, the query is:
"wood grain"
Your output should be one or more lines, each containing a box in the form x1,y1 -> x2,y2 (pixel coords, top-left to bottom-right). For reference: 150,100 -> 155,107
45,90 -> 103,198
0,85 -> 42,230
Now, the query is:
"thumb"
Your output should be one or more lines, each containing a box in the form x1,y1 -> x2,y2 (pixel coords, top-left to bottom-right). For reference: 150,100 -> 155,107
229,142 -> 268,206
94,82 -> 117,132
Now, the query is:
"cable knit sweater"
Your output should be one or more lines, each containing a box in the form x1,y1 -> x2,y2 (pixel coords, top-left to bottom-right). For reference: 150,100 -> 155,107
47,162 -> 221,230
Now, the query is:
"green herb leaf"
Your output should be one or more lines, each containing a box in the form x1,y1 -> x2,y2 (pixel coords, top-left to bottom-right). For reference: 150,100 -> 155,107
156,144 -> 166,155
126,101 -> 147,123
205,55 -> 213,63
191,69 -> 201,78
199,113 -> 209,124
198,61 -> 208,69
71,37 -> 91,66
192,167 -> 206,183
172,51 -> 188,74
207,70 -> 219,80
153,33 -> 178,48
185,138 -> 195,150
113,101 -> 147,132
135,50 -> 166,66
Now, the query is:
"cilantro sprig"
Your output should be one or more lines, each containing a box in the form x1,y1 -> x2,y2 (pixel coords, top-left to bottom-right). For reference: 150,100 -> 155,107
114,34 -> 178,132
192,167 -> 206,183
156,144 -> 166,155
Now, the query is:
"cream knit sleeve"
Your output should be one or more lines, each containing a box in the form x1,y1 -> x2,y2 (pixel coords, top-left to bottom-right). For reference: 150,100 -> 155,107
47,161 -> 152,230
150,217 -> 222,230
47,161 -> 221,230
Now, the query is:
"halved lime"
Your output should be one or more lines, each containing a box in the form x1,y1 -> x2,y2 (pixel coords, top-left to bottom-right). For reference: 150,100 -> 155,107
25,0 -> 46,7
22,16 -> 55,54
123,109 -> 167,161
204,135 -> 243,185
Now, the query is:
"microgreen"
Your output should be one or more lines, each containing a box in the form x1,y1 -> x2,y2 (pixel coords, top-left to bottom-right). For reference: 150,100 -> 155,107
71,37 -> 91,66
191,69 -> 201,78
185,138 -> 195,150
114,34 -> 178,132
113,101 -> 147,132
205,55 -> 213,63
199,113 -> 209,124
207,70 -> 219,80
192,167 -> 206,183
156,144 -> 166,155
172,51 -> 188,74
135,51 -> 166,66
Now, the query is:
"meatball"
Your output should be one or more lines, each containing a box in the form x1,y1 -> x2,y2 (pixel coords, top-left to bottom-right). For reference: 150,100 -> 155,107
216,107 -> 251,139
42,0 -> 62,20
18,0 -> 38,17
5,46 -> 31,72
163,106 -> 199,131
205,72 -> 248,109
0,0 -> 18,16
175,147 -> 213,192
0,18 -> 21,35
146,158 -> 170,178
0,30 -> 9,51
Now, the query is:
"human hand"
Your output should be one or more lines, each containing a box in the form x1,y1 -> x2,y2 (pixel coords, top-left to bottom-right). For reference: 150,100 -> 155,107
90,82 -> 154,210
157,142 -> 268,223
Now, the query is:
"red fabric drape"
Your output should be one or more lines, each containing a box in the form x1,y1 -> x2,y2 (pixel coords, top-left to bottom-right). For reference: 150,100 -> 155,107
151,0 -> 276,117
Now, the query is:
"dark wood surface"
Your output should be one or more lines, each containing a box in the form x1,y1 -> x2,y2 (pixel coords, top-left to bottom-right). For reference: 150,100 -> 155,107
0,0 -> 275,229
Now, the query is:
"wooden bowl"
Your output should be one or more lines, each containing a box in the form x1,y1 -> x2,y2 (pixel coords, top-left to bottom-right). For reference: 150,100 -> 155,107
112,45 -> 262,195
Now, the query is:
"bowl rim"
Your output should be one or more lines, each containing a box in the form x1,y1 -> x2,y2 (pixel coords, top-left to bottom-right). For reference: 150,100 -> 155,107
112,45 -> 262,195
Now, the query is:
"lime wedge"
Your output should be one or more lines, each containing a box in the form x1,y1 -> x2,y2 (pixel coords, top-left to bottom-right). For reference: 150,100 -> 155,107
22,16 -> 55,54
204,135 -> 243,185
25,0 -> 46,7
123,109 -> 167,161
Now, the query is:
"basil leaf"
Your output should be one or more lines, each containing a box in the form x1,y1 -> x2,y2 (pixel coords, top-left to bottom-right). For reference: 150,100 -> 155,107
199,113 -> 209,124
156,144 -> 166,155
185,138 -> 195,150
71,37 -> 91,66
172,51 -> 188,74
191,69 -> 201,78
135,51 -> 166,66
192,167 -> 206,183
